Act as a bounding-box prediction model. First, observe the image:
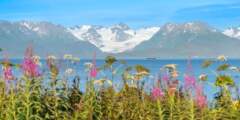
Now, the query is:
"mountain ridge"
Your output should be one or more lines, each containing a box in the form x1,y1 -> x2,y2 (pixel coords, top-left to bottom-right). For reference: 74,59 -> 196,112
0,20 -> 240,58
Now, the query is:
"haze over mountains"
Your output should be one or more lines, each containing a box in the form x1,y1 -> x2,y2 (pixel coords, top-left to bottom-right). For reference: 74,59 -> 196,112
0,20 -> 240,58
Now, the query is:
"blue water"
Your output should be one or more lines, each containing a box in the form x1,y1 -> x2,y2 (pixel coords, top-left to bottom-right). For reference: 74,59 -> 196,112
2,59 -> 240,100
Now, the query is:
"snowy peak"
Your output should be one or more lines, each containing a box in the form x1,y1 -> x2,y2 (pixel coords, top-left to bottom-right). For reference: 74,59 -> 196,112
223,27 -> 240,39
68,24 -> 160,53
160,22 -> 216,34
112,23 -> 130,30
19,21 -> 48,36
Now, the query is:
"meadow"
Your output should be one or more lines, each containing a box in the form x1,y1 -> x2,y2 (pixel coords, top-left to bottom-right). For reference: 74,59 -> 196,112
0,47 -> 240,120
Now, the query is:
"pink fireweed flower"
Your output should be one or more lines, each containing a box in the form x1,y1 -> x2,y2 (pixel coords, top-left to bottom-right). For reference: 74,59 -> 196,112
90,67 -> 97,78
151,87 -> 164,100
195,85 -> 207,109
90,52 -> 97,78
162,73 -> 169,83
21,46 -> 40,78
184,58 -> 196,89
184,74 -> 196,89
168,81 -> 178,96
2,55 -> 15,80
2,66 -> 14,80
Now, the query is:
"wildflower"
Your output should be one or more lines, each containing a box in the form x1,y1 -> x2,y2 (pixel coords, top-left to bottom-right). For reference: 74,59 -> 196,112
94,79 -> 112,86
63,54 -> 73,60
90,52 -> 97,78
21,46 -> 40,78
161,73 -> 169,84
184,58 -> 196,89
171,70 -> 179,78
84,62 -> 93,70
32,55 -> 41,66
229,66 -> 240,72
2,65 -> 14,80
90,66 -> 97,78
184,74 -> 196,89
151,87 -> 164,100
72,57 -> 80,63
217,64 -> 230,71
202,60 -> 213,68
168,80 -> 179,96
133,71 -> 149,81
199,74 -> 208,81
47,55 -> 57,60
128,84 -> 137,88
164,64 -> 177,70
65,68 -> 75,75
46,55 -> 59,79
124,73 -> 134,80
195,85 -> 207,109
217,55 -> 227,62
94,79 -> 104,86
106,80 -> 113,86
215,75 -> 234,86
49,64 -> 59,80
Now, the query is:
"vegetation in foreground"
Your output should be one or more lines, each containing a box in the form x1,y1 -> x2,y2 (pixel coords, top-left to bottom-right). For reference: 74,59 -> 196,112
0,47 -> 240,120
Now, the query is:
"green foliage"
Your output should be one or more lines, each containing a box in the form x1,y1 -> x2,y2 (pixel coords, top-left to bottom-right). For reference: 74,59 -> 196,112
135,64 -> 149,73
202,60 -> 213,68
105,56 -> 117,66
217,64 -> 230,71
215,75 -> 234,87
0,55 -> 239,120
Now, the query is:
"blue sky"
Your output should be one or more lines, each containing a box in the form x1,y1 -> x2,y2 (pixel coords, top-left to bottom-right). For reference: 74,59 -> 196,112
0,0 -> 240,29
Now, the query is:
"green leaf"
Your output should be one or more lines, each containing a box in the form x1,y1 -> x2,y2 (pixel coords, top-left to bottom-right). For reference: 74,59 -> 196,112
135,64 -> 149,73
202,60 -> 213,68
217,64 -> 230,71
215,75 -> 234,87
105,56 -> 117,66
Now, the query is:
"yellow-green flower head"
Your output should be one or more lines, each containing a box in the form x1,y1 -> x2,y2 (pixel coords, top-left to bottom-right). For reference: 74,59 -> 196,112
64,54 -> 73,60
84,62 -> 93,69
32,55 -> 41,66
229,66 -> 240,72
47,55 -> 57,60
199,74 -> 208,81
164,64 -> 177,70
65,68 -> 75,75
217,55 -> 227,61
94,79 -> 112,86
72,57 -> 80,62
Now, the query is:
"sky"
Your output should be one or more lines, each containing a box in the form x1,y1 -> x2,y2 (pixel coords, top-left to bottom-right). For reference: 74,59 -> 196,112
0,0 -> 240,29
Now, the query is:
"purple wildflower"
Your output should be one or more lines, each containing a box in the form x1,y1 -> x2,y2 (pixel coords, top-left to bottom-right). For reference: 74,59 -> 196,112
195,85 -> 207,109
21,46 -> 40,78
184,74 -> 196,89
151,87 -> 164,100
2,55 -> 15,81
90,52 -> 97,78
162,73 -> 169,83
184,58 -> 196,89
3,66 -> 14,80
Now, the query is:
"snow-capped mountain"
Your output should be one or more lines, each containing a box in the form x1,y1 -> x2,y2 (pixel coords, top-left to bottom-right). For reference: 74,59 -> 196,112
223,27 -> 240,39
120,22 -> 240,58
19,21 -> 49,36
1,20 -> 240,58
68,23 -> 160,53
0,20 -> 103,58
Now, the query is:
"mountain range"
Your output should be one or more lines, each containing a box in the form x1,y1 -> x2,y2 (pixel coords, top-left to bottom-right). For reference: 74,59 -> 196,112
0,20 -> 240,59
